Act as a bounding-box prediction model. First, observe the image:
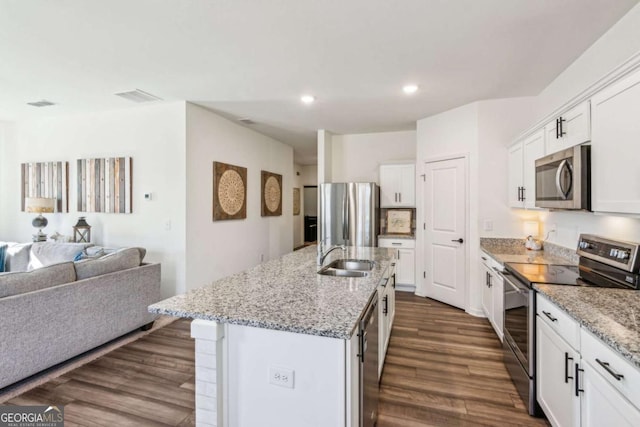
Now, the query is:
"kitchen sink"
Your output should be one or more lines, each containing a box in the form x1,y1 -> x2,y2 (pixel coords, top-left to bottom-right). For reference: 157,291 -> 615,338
317,268 -> 369,278
317,258 -> 374,278
325,259 -> 375,271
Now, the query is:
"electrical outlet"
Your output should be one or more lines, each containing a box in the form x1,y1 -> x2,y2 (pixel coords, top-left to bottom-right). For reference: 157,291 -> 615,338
549,223 -> 557,233
260,254 -> 265,262
269,366 -> 294,389
165,220 -> 172,231
483,220 -> 493,232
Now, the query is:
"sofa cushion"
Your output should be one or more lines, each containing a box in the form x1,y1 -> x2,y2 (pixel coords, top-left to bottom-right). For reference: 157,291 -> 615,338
28,242 -> 94,271
0,261 -> 76,298
74,247 -> 142,281
5,243 -> 33,272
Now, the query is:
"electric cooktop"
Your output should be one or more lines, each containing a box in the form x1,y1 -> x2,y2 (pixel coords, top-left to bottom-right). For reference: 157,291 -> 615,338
505,263 -> 581,286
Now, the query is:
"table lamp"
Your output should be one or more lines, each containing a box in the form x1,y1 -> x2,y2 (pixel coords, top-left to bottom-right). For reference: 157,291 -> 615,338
25,197 -> 56,242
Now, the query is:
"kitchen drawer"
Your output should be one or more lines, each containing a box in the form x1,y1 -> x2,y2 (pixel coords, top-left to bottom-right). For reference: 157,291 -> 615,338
581,328 -> 640,409
480,250 -> 503,272
537,294 -> 580,350
379,238 -> 415,249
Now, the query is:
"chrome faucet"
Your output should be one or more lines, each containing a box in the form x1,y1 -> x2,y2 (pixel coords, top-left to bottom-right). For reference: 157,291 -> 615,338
317,242 -> 346,266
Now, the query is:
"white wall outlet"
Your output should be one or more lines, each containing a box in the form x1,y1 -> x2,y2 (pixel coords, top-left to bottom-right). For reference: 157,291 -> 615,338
549,223 -> 557,233
144,192 -> 153,201
483,220 -> 493,232
269,366 -> 294,389
165,220 -> 172,231
260,254 -> 265,262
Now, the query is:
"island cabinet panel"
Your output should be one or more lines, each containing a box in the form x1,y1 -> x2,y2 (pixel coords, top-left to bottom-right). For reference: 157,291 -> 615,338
226,324 -> 348,427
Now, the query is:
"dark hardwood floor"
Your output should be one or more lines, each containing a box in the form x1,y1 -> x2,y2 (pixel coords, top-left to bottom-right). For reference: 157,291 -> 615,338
7,292 -> 549,426
378,292 -> 548,427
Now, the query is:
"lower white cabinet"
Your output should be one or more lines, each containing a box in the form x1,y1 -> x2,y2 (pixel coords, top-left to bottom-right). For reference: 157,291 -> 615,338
537,317 -> 580,427
378,262 -> 396,378
379,238 -> 415,289
536,294 -> 640,427
479,251 -> 503,340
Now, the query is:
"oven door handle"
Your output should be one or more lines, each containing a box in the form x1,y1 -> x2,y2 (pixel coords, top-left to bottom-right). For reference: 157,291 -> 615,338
502,272 -> 530,294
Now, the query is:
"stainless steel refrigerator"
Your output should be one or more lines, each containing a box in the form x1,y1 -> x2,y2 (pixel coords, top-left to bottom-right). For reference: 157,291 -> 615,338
319,182 -> 379,247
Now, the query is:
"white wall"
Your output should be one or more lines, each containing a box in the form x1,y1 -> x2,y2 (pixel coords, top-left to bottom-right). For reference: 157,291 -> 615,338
0,103 -> 187,298
331,130 -> 416,183
300,165 -> 317,187
185,103 -> 293,290
293,163 -> 304,248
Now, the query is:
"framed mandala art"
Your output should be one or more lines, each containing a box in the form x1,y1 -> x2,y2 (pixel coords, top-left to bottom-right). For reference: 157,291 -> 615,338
261,170 -> 282,216
213,161 -> 247,221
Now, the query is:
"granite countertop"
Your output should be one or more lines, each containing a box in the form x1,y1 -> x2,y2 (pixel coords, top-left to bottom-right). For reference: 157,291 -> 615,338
379,234 -> 415,240
535,284 -> 640,369
480,237 -> 578,266
149,246 -> 394,340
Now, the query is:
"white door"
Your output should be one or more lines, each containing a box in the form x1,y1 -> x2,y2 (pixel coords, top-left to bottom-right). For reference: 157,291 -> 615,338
423,157 -> 467,310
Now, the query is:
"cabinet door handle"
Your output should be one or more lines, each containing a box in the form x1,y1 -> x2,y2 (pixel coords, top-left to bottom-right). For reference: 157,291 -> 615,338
565,352 -> 574,383
559,116 -> 566,137
596,358 -> 624,381
521,187 -> 526,201
575,363 -> 584,396
399,193 -> 402,203
481,256 -> 487,261
556,118 -> 560,139
542,311 -> 558,322
383,295 -> 388,315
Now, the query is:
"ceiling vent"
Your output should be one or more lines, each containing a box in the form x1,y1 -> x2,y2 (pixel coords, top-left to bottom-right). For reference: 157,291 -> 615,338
114,89 -> 162,103
238,118 -> 255,125
27,100 -> 56,107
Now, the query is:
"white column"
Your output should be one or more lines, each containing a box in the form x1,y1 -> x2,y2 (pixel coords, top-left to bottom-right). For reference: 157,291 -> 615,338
191,319 -> 225,427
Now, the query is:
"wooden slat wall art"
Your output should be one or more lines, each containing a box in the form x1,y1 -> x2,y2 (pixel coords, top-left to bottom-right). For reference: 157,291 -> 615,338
77,157 -> 132,213
20,161 -> 69,212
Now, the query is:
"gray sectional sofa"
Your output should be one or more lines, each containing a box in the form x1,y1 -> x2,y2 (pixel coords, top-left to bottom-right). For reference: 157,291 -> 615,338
0,241 -> 161,389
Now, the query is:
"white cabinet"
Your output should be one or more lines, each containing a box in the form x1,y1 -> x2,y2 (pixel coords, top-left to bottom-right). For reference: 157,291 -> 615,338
378,262 -> 396,378
591,68 -> 640,214
580,362 -> 640,427
537,317 -> 580,427
544,101 -> 591,155
379,238 -> 415,288
479,252 -> 503,340
536,294 -> 640,427
508,129 -> 545,209
380,164 -> 415,207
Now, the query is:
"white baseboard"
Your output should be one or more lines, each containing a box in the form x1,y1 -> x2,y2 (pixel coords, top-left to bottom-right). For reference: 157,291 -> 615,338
395,284 -> 416,293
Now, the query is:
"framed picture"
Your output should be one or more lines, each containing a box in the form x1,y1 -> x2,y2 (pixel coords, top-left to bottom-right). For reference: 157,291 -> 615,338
293,188 -> 301,215
21,161 -> 69,213
213,161 -> 247,221
76,157 -> 132,213
386,209 -> 412,235
261,170 -> 282,216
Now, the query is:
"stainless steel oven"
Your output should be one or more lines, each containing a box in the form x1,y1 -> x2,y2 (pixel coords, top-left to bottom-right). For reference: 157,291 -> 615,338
502,270 -> 538,416
535,145 -> 591,210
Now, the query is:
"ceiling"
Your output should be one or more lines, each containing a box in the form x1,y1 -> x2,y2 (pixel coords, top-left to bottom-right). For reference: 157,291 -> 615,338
1,0 -> 638,164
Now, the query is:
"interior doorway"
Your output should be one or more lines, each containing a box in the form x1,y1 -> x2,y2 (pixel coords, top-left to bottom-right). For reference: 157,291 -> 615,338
303,186 -> 317,243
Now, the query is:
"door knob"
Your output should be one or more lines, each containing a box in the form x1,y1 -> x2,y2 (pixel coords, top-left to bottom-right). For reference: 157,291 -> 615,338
451,238 -> 464,244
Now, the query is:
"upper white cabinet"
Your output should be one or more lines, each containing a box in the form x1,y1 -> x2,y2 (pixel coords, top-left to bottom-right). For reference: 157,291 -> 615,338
544,101 -> 591,155
380,164 -> 415,207
591,68 -> 640,214
508,129 -> 545,209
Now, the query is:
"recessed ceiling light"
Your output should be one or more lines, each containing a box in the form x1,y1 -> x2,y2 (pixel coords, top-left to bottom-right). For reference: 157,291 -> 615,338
403,84 -> 419,94
300,95 -> 315,104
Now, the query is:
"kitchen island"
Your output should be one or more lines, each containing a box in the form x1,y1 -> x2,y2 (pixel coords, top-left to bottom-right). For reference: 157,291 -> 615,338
149,245 -> 395,427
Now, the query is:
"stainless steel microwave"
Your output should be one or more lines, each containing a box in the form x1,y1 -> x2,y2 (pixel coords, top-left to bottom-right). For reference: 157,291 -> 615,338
535,145 -> 591,210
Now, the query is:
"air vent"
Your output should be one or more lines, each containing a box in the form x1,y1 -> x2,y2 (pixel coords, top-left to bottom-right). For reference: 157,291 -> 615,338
27,100 -> 56,107
238,118 -> 255,125
114,89 -> 162,103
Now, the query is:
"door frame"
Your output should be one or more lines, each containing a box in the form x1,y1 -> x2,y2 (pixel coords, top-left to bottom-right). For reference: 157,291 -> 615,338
416,153 -> 471,314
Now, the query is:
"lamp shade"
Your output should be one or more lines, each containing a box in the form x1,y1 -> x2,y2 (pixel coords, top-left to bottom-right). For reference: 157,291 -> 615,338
523,220 -> 539,238
25,197 -> 56,213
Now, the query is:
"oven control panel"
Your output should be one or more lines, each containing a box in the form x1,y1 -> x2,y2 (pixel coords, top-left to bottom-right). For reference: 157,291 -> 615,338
577,234 -> 640,273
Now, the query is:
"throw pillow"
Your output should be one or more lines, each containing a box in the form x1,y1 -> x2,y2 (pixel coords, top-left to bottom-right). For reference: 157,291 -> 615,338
0,261 -> 76,299
74,247 -> 142,281
0,244 -> 7,273
28,242 -> 94,270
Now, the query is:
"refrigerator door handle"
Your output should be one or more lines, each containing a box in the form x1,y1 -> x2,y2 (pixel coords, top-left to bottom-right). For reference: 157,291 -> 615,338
342,190 -> 349,241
